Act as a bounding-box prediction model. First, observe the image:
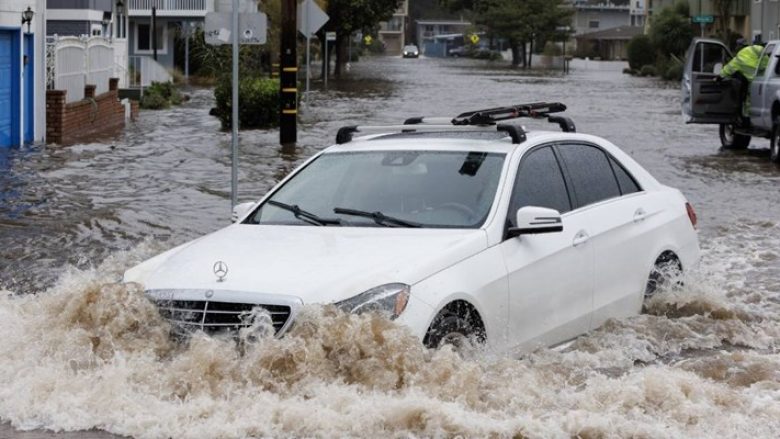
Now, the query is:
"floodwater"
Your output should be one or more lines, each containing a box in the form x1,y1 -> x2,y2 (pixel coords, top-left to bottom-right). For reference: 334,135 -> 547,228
1,56 -> 780,438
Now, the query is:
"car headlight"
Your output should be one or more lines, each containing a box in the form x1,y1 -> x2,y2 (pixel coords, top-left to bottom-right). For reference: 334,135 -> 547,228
336,283 -> 410,319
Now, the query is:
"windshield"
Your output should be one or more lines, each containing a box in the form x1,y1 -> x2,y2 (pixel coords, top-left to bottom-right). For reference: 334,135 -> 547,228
246,150 -> 505,228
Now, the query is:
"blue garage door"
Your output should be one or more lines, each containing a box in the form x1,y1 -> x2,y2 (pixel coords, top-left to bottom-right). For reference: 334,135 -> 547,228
0,30 -> 21,148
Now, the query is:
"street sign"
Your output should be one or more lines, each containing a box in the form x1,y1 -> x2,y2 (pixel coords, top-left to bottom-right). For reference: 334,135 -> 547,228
469,34 -> 479,45
205,12 -> 267,45
364,35 -> 373,45
297,0 -> 329,38
692,15 -> 714,24
326,31 -> 336,41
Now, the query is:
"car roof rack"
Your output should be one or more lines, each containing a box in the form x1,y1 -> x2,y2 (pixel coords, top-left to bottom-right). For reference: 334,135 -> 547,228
335,102 -> 575,145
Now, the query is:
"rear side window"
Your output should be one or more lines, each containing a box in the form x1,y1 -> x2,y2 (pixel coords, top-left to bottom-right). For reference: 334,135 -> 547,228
510,146 -> 572,220
557,144 -> 621,208
608,156 -> 641,195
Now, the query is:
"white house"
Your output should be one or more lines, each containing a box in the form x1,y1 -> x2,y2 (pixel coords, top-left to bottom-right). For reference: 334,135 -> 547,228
0,0 -> 47,147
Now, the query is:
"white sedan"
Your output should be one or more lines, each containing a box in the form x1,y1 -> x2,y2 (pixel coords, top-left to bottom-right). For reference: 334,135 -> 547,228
124,104 -> 700,353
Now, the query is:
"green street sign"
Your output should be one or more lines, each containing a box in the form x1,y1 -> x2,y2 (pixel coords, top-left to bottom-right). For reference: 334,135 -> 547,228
692,15 -> 714,24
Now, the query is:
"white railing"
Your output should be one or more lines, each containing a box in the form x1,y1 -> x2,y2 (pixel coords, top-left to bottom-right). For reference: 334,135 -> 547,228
113,38 -> 129,88
128,0 -> 212,12
128,56 -> 173,89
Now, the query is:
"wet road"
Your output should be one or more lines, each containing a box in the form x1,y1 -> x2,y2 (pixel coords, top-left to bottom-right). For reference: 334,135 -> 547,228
1,56 -> 780,438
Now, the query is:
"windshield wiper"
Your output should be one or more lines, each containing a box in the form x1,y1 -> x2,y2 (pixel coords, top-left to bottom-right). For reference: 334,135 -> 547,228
333,207 -> 421,228
267,200 -> 341,226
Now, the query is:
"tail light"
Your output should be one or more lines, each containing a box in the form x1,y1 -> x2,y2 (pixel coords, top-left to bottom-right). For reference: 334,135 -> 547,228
685,202 -> 698,229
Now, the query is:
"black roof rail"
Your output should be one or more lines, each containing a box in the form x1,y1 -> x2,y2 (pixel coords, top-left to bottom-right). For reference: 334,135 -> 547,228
452,102 -> 567,126
336,102 -> 573,145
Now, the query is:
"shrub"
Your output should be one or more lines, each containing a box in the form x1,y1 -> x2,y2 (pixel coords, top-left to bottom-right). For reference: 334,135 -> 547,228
543,41 -> 562,57
627,34 -> 655,70
649,1 -> 694,59
140,81 -> 183,109
213,75 -> 280,130
640,65 -> 657,77
661,54 -> 684,81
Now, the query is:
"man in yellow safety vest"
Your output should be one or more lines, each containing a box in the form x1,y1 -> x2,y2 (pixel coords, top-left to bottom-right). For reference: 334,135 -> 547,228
717,38 -> 766,118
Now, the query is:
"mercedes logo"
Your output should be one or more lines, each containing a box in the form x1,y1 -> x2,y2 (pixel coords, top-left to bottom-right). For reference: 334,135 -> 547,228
213,261 -> 228,282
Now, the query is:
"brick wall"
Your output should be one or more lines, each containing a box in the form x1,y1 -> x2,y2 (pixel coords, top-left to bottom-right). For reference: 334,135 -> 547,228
46,78 -> 132,146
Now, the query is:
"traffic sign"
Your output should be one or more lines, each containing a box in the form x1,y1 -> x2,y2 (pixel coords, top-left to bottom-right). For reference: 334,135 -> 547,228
469,34 -> 479,45
364,35 -> 373,45
297,0 -> 329,37
326,31 -> 336,41
692,15 -> 714,24
205,12 -> 267,45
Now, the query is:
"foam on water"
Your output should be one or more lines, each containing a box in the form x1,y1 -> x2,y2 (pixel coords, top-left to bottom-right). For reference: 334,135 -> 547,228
2,231 -> 780,439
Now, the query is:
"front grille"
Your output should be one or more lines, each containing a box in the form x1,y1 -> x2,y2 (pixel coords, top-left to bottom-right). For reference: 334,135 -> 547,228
155,300 -> 291,335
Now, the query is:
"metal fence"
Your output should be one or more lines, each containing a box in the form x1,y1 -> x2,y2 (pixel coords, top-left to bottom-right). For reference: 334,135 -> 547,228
46,36 -> 116,103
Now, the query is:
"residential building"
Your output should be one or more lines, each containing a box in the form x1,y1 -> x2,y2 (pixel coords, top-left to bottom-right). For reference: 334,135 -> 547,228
415,19 -> 470,56
379,0 -> 408,55
646,0 -> 750,39
630,0 -> 646,27
752,0 -> 780,42
46,0 -> 115,37
571,0 -> 631,37
575,25 -> 644,59
1,0 -> 47,147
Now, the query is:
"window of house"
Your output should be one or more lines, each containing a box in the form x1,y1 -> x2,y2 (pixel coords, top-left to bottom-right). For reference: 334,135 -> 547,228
136,23 -> 166,53
91,24 -> 102,37
589,20 -> 599,29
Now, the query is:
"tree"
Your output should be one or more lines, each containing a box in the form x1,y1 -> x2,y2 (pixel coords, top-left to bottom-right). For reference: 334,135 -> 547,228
626,34 -> 655,70
712,0 -> 734,40
322,0 -> 402,77
648,1 -> 694,59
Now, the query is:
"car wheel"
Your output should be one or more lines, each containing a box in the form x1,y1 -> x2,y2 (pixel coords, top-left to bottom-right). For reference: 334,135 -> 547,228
719,123 -> 750,149
424,304 -> 485,350
771,120 -> 780,164
644,253 -> 683,300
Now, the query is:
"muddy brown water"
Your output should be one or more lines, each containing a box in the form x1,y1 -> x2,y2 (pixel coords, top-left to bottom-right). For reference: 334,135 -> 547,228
1,57 -> 780,438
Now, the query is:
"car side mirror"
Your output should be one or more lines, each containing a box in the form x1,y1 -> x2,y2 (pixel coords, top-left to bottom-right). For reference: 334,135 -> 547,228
507,206 -> 563,238
231,202 -> 255,223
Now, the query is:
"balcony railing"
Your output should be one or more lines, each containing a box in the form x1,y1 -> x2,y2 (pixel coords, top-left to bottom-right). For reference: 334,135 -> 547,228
128,0 -> 214,16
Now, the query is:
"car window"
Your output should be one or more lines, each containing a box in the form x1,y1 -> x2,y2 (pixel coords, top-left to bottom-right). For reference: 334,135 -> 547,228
509,146 -> 572,223
757,44 -> 775,78
557,144 -> 621,208
247,151 -> 505,228
691,42 -> 730,74
608,156 -> 641,195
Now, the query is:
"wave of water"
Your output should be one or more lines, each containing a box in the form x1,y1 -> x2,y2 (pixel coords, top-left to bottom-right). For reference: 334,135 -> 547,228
1,229 -> 780,439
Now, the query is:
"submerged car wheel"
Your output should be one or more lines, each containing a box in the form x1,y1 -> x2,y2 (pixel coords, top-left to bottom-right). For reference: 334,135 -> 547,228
644,252 -> 683,301
771,120 -> 780,164
719,123 -> 750,150
424,301 -> 485,350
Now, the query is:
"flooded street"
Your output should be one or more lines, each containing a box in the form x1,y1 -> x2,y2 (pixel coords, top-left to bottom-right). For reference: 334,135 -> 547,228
2,56 -> 780,438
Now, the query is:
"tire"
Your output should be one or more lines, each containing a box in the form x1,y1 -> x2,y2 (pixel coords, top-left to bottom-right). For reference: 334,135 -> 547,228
719,123 -> 751,149
771,120 -> 780,164
644,254 -> 683,300
424,305 -> 485,350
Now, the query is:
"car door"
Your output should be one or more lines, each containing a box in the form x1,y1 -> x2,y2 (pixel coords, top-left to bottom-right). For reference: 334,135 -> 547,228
500,145 -> 594,352
750,43 -> 777,129
556,143 -> 661,327
682,38 -> 740,124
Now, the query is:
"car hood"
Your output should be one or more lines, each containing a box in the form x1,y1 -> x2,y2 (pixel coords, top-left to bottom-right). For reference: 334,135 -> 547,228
125,224 -> 488,305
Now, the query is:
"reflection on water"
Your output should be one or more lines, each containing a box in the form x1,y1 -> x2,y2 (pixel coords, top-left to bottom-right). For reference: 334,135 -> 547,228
1,56 -> 780,437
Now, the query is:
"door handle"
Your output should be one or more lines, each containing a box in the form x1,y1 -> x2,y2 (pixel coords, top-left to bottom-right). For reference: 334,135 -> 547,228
572,230 -> 589,247
633,208 -> 647,223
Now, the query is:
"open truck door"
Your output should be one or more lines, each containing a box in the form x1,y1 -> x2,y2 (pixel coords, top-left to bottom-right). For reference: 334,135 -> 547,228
682,39 -> 740,124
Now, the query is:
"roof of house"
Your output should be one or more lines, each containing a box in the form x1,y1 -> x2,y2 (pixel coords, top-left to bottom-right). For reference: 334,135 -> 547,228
575,26 -> 644,41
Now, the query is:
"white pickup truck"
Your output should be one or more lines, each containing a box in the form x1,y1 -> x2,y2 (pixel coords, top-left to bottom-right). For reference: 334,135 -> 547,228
682,38 -> 780,163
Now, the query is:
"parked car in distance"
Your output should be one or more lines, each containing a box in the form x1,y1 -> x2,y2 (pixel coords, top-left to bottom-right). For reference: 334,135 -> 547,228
682,38 -> 780,162
124,103 -> 700,354
448,46 -> 466,57
402,45 -> 419,58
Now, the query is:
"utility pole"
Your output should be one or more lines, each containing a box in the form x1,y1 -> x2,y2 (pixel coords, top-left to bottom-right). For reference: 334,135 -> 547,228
699,0 -> 704,38
279,0 -> 297,145
152,6 -> 158,61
